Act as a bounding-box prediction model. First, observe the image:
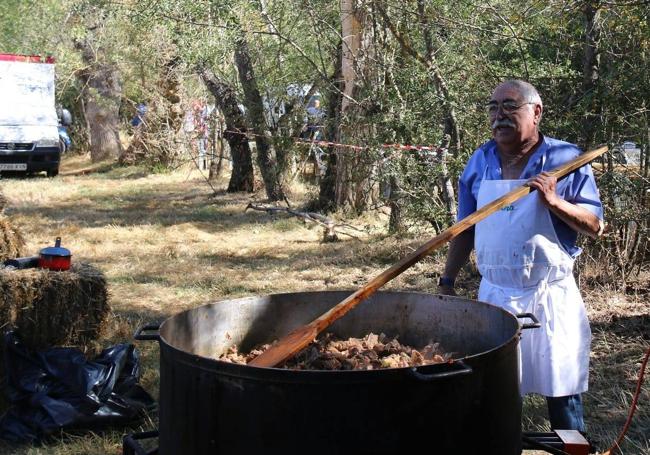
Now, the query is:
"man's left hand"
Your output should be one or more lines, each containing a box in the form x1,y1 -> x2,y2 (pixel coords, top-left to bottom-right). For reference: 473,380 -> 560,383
528,172 -> 560,208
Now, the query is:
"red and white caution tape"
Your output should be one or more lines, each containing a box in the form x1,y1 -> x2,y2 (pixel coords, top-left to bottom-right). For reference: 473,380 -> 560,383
294,137 -> 367,151
223,129 -> 445,155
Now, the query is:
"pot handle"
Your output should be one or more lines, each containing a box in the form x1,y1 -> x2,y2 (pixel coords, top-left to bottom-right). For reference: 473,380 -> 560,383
134,324 -> 161,341
123,430 -> 159,455
516,313 -> 541,330
408,360 -> 473,382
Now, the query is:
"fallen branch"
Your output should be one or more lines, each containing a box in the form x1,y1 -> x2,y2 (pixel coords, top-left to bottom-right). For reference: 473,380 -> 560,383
245,203 -> 362,241
59,161 -> 117,176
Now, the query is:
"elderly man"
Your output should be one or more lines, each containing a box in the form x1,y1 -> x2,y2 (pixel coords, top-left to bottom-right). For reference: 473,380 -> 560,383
439,80 -> 604,432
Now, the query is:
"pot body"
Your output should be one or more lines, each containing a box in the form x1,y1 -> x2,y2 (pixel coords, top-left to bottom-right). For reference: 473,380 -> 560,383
39,237 -> 71,271
38,254 -> 71,271
156,291 -> 523,455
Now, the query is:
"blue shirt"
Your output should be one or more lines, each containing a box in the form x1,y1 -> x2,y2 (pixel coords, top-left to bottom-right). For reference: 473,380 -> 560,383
457,135 -> 603,257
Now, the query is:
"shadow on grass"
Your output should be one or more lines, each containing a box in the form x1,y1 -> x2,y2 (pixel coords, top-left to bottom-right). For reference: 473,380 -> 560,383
591,314 -> 650,340
195,236 -> 432,274
13,191 -> 294,232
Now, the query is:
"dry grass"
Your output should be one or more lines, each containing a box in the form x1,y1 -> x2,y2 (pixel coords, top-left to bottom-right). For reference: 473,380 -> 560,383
0,155 -> 647,454
0,217 -> 25,262
0,190 -> 7,213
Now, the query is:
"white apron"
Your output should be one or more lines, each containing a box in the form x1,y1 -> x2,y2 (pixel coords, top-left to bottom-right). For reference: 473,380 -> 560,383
475,173 -> 591,397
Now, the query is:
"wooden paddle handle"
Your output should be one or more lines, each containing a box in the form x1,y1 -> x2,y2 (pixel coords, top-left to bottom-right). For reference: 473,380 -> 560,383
249,145 -> 608,368
545,146 -> 608,179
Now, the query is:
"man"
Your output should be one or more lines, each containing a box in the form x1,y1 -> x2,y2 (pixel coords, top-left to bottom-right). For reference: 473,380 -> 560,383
303,97 -> 327,177
130,103 -> 147,128
304,97 -> 326,140
186,99 -> 209,169
439,80 -> 604,432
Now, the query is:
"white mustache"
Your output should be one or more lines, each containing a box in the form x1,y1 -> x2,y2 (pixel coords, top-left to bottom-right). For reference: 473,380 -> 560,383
492,119 -> 515,129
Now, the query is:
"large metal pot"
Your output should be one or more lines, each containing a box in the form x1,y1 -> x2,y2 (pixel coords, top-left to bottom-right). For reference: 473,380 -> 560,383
136,291 -> 538,455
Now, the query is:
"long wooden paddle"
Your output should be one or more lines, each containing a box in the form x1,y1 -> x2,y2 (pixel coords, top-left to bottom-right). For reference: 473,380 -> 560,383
249,145 -> 608,368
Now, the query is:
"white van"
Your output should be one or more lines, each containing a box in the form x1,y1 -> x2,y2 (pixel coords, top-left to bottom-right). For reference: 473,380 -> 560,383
0,54 -> 61,177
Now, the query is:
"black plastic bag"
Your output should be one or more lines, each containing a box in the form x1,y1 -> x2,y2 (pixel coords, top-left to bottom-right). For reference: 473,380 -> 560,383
0,332 -> 156,443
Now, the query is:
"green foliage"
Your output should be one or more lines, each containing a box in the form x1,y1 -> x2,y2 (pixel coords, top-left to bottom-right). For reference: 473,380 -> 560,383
580,169 -> 649,284
1,0 -> 647,279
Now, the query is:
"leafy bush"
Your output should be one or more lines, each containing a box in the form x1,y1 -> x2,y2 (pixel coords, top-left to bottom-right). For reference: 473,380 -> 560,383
578,169 -> 649,286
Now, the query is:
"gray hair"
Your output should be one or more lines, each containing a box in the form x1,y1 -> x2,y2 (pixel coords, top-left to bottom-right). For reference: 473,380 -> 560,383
499,79 -> 543,107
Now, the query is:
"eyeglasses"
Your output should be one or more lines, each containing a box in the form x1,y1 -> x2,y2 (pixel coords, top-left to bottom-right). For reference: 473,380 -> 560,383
485,101 -> 535,115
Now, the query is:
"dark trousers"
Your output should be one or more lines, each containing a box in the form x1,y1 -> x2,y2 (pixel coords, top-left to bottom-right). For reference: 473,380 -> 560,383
546,394 -> 585,432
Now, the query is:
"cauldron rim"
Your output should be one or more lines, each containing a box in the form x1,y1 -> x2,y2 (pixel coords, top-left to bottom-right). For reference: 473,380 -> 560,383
156,290 -> 522,378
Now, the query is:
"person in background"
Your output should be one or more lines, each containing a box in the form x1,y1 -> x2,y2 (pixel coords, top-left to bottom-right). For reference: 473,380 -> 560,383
193,100 -> 209,170
438,79 -> 604,434
302,96 -> 327,177
304,97 -> 325,141
56,105 -> 73,153
60,107 -> 72,127
130,102 -> 147,128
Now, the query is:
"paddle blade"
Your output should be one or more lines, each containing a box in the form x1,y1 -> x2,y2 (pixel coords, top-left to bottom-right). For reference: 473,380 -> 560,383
248,323 -> 319,368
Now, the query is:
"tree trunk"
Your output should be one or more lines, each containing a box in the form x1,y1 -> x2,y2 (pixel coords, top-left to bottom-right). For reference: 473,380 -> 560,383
416,0 -> 461,155
582,3 -> 601,95
336,0 -> 375,213
388,174 -> 404,233
640,100 -> 650,178
198,67 -> 254,193
315,41 -> 344,212
337,0 -> 359,211
161,56 -> 183,135
416,0 -> 458,223
75,38 -> 123,163
208,112 -> 225,181
436,137 -> 457,223
234,36 -> 285,201
581,2 -> 602,150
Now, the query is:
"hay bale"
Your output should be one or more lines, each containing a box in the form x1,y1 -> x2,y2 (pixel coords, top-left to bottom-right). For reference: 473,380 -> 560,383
0,262 -> 110,351
0,190 -> 6,213
0,216 -> 25,262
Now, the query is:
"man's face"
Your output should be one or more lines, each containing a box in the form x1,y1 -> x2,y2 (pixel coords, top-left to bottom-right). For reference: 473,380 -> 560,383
488,84 -> 541,150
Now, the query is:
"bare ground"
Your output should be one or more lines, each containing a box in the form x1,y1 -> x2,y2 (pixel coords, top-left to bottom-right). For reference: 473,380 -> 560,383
0,155 -> 647,454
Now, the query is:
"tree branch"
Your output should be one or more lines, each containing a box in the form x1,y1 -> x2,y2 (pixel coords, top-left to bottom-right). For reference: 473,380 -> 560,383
245,203 -> 363,240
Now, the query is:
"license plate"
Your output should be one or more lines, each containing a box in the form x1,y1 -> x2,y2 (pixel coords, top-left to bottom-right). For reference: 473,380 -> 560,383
0,163 -> 27,171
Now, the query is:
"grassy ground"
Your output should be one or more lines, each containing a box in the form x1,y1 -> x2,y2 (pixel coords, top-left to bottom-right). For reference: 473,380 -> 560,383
0,154 -> 647,454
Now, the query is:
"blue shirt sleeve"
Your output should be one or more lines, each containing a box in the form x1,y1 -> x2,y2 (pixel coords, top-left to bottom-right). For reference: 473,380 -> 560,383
558,164 -> 603,219
457,169 -> 477,222
540,139 -> 603,220
540,138 -> 604,256
457,144 -> 490,221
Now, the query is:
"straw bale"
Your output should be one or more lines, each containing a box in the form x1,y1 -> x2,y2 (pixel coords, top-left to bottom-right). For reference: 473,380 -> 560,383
0,216 -> 25,262
0,190 -> 6,213
0,262 -> 110,351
